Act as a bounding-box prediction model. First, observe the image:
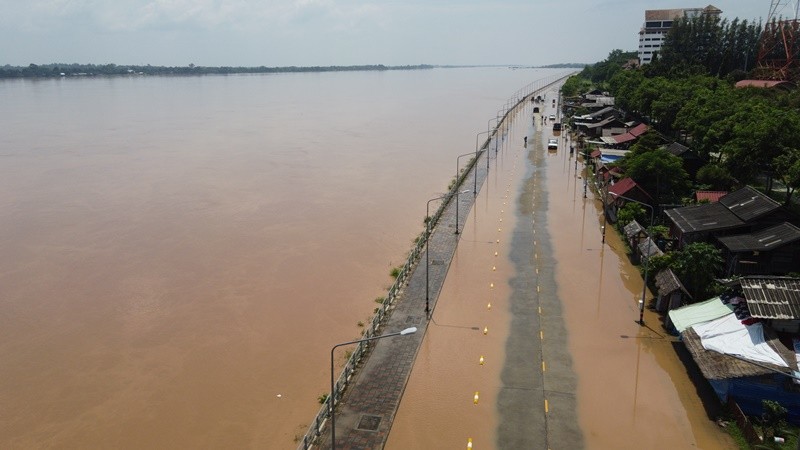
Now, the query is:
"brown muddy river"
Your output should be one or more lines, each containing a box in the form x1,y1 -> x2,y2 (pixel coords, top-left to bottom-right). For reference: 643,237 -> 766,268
0,68 -> 569,448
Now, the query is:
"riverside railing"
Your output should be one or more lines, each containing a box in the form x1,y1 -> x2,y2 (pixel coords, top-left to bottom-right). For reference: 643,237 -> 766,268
295,72 -> 574,450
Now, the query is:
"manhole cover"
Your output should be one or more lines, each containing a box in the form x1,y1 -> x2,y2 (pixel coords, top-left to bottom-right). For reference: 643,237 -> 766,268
357,414 -> 382,431
405,316 -> 422,325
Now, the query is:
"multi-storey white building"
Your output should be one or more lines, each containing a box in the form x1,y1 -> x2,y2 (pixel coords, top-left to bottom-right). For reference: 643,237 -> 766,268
638,5 -> 722,64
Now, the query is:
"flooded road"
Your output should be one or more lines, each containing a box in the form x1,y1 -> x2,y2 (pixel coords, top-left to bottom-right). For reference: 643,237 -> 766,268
545,119 -> 736,449
386,103 -> 527,449
387,90 -> 736,449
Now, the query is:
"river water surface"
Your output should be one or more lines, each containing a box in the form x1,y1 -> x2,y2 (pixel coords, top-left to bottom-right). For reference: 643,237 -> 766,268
0,68 -> 566,448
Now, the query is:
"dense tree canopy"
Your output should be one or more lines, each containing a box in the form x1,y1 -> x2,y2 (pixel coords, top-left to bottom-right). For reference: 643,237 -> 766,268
673,242 -> 724,300
577,50 -> 638,86
624,149 -> 690,205
609,67 -> 800,201
647,15 -> 762,77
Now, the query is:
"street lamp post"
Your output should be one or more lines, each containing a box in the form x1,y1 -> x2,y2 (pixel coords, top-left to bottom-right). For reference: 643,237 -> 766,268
610,192 -> 654,326
456,150 -> 476,233
487,118 -> 498,170
330,327 -> 418,449
475,130 -> 491,194
426,193 -> 451,317
488,117 -> 498,136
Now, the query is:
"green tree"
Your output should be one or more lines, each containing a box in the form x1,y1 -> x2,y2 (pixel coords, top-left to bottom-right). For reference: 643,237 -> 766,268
719,99 -> 800,184
616,202 -> 648,229
761,400 -> 788,442
625,148 -> 690,204
650,15 -> 761,78
673,242 -> 723,300
625,130 -> 663,159
580,49 -> 638,87
772,147 -> 800,206
696,164 -> 734,191
561,75 -> 591,97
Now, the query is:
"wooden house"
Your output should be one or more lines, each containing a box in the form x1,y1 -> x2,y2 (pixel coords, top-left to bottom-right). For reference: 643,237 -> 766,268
665,142 -> 704,179
664,186 -> 785,249
717,222 -> 800,276
655,268 -> 692,313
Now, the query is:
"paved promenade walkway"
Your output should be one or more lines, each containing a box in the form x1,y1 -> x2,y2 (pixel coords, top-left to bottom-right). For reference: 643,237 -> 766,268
315,144 -> 494,449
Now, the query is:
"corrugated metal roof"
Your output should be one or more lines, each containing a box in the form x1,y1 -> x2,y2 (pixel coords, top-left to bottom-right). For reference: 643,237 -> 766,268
583,117 -> 618,129
587,106 -> 617,118
607,177 -> 637,197
623,220 -> 642,238
666,186 -> 783,234
638,236 -> 663,261
664,202 -> 744,233
717,222 -> 800,252
735,80 -> 795,89
695,190 -> 727,203
629,123 -> 649,137
741,276 -> 800,319
655,268 -> 691,298
666,142 -> 690,156
613,123 -> 649,144
719,186 -> 781,222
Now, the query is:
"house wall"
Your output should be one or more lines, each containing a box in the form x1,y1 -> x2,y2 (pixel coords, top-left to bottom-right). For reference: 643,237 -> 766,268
716,374 -> 800,425
724,243 -> 800,276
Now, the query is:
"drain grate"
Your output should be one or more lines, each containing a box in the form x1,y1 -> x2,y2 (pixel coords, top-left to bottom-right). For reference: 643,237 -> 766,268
431,259 -> 444,266
357,414 -> 382,431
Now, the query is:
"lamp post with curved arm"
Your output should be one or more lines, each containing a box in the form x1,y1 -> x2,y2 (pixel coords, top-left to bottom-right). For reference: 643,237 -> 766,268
456,151 -> 477,234
425,193 -> 451,317
610,192 -> 654,326
487,118 -> 498,170
330,327 -> 418,449
475,130 -> 491,194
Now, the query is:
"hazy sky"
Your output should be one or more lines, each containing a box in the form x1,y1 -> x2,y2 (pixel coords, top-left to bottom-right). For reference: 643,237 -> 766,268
0,1 -> 771,67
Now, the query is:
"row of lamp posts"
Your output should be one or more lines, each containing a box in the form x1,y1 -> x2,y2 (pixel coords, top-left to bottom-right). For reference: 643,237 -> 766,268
327,88 -> 537,448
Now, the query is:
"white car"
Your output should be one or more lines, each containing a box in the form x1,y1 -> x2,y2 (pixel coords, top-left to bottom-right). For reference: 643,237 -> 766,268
549,114 -> 556,121
547,139 -> 558,149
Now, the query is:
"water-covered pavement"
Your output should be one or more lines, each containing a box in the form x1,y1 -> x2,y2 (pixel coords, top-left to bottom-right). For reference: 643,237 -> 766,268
388,90 -> 737,449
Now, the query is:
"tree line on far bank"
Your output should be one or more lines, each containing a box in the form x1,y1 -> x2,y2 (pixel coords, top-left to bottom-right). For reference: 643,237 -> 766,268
0,63 -> 435,78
